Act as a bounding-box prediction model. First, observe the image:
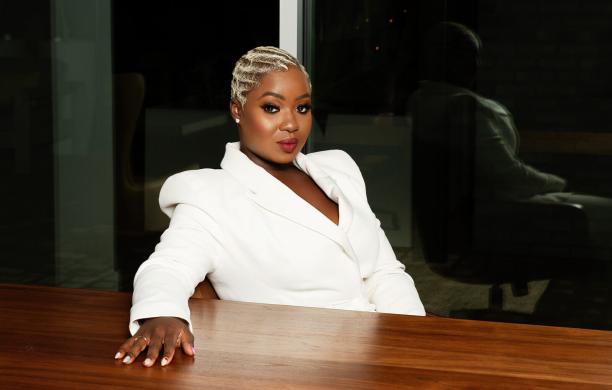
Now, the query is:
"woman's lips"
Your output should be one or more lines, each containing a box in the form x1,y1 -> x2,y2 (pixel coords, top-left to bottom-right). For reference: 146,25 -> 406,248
278,139 -> 298,153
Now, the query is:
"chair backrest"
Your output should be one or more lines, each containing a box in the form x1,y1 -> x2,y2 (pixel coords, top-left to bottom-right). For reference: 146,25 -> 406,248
410,90 -> 476,264
192,279 -> 219,300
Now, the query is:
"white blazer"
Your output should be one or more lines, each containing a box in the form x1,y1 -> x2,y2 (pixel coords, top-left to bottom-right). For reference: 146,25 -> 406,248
130,142 -> 424,334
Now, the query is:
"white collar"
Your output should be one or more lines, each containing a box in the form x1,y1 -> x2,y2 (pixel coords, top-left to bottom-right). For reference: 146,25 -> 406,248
219,141 -> 357,258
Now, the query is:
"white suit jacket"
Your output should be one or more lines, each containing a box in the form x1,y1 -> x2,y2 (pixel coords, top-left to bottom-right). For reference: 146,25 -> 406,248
130,142 -> 424,334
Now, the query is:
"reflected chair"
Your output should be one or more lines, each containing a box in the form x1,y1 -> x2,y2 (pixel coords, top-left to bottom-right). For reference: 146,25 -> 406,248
114,73 -> 202,290
410,95 -> 594,310
114,73 -> 169,289
114,73 -> 170,234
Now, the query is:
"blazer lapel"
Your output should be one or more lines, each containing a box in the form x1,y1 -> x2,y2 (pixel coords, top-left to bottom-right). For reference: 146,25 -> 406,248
220,142 -> 356,255
296,150 -> 382,271
293,152 -> 355,233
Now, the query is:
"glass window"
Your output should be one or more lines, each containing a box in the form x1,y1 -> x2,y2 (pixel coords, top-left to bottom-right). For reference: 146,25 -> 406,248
4,0 -> 612,331
1,1 -> 57,285
306,0 -> 612,330
0,1 -> 279,291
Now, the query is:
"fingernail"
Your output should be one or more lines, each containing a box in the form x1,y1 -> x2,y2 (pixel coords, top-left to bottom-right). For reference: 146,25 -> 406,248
191,345 -> 196,355
161,357 -> 169,366
144,358 -> 153,366
114,352 -> 122,359
122,355 -> 131,364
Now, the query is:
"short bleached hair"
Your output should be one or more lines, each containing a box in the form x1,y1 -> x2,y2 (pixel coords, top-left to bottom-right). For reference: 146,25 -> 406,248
230,46 -> 311,108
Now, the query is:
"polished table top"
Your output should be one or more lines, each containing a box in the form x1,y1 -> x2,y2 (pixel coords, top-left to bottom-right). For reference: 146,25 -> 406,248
2,284 -> 612,389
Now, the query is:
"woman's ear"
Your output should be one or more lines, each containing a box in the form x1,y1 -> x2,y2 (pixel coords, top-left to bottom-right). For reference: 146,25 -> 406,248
229,100 -> 241,124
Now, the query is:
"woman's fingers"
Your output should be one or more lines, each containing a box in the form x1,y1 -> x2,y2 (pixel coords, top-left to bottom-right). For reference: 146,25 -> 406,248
143,335 -> 163,367
114,317 -> 194,367
114,338 -> 132,360
181,329 -> 196,356
115,334 -> 150,364
114,335 -> 136,362
160,328 -> 182,366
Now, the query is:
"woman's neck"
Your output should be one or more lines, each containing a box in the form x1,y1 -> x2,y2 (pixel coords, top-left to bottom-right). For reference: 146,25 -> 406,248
240,145 -> 298,176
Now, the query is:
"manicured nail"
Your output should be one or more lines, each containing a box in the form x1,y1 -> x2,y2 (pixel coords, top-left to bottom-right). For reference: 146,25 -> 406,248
122,355 -> 131,364
114,352 -> 122,359
191,345 -> 196,355
161,357 -> 169,366
144,358 -> 153,366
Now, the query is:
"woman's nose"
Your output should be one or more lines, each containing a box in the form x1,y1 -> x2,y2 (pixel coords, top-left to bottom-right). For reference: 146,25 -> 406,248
279,112 -> 298,132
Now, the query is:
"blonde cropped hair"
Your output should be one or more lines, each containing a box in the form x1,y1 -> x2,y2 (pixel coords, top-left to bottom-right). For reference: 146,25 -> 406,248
230,46 -> 311,108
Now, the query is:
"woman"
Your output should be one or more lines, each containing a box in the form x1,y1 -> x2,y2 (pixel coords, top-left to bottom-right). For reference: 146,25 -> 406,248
115,46 -> 424,367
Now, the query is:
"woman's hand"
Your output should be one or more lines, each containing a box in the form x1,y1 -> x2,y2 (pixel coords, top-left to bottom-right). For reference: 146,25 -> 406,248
114,317 -> 195,367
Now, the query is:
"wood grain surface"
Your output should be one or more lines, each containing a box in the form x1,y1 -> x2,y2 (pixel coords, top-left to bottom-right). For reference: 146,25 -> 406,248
1,284 -> 612,389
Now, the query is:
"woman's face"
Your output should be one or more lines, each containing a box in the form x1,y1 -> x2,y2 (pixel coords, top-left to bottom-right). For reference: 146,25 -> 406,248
231,66 -> 312,168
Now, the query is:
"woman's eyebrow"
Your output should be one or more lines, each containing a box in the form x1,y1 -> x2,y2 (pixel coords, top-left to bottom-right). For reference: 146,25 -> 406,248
257,92 -> 311,100
258,91 -> 285,100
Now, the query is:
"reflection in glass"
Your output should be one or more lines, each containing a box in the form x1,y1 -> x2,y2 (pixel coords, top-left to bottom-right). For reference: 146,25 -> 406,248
308,0 -> 612,330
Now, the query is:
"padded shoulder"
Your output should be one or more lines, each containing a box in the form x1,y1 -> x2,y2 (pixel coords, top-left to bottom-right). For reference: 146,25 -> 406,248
307,149 -> 367,194
159,168 -> 233,218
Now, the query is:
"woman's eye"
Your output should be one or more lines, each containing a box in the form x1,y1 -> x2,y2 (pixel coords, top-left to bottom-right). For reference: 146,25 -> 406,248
261,104 -> 279,113
297,104 -> 312,114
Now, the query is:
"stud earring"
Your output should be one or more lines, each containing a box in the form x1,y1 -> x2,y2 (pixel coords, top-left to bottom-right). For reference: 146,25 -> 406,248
235,118 -> 240,124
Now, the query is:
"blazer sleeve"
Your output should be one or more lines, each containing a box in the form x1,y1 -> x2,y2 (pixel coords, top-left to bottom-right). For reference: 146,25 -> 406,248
364,227 -> 426,316
129,172 -> 222,335
335,151 -> 426,316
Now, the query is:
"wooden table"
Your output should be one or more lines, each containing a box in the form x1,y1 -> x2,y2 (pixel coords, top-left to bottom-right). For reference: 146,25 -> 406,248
2,284 -> 612,389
